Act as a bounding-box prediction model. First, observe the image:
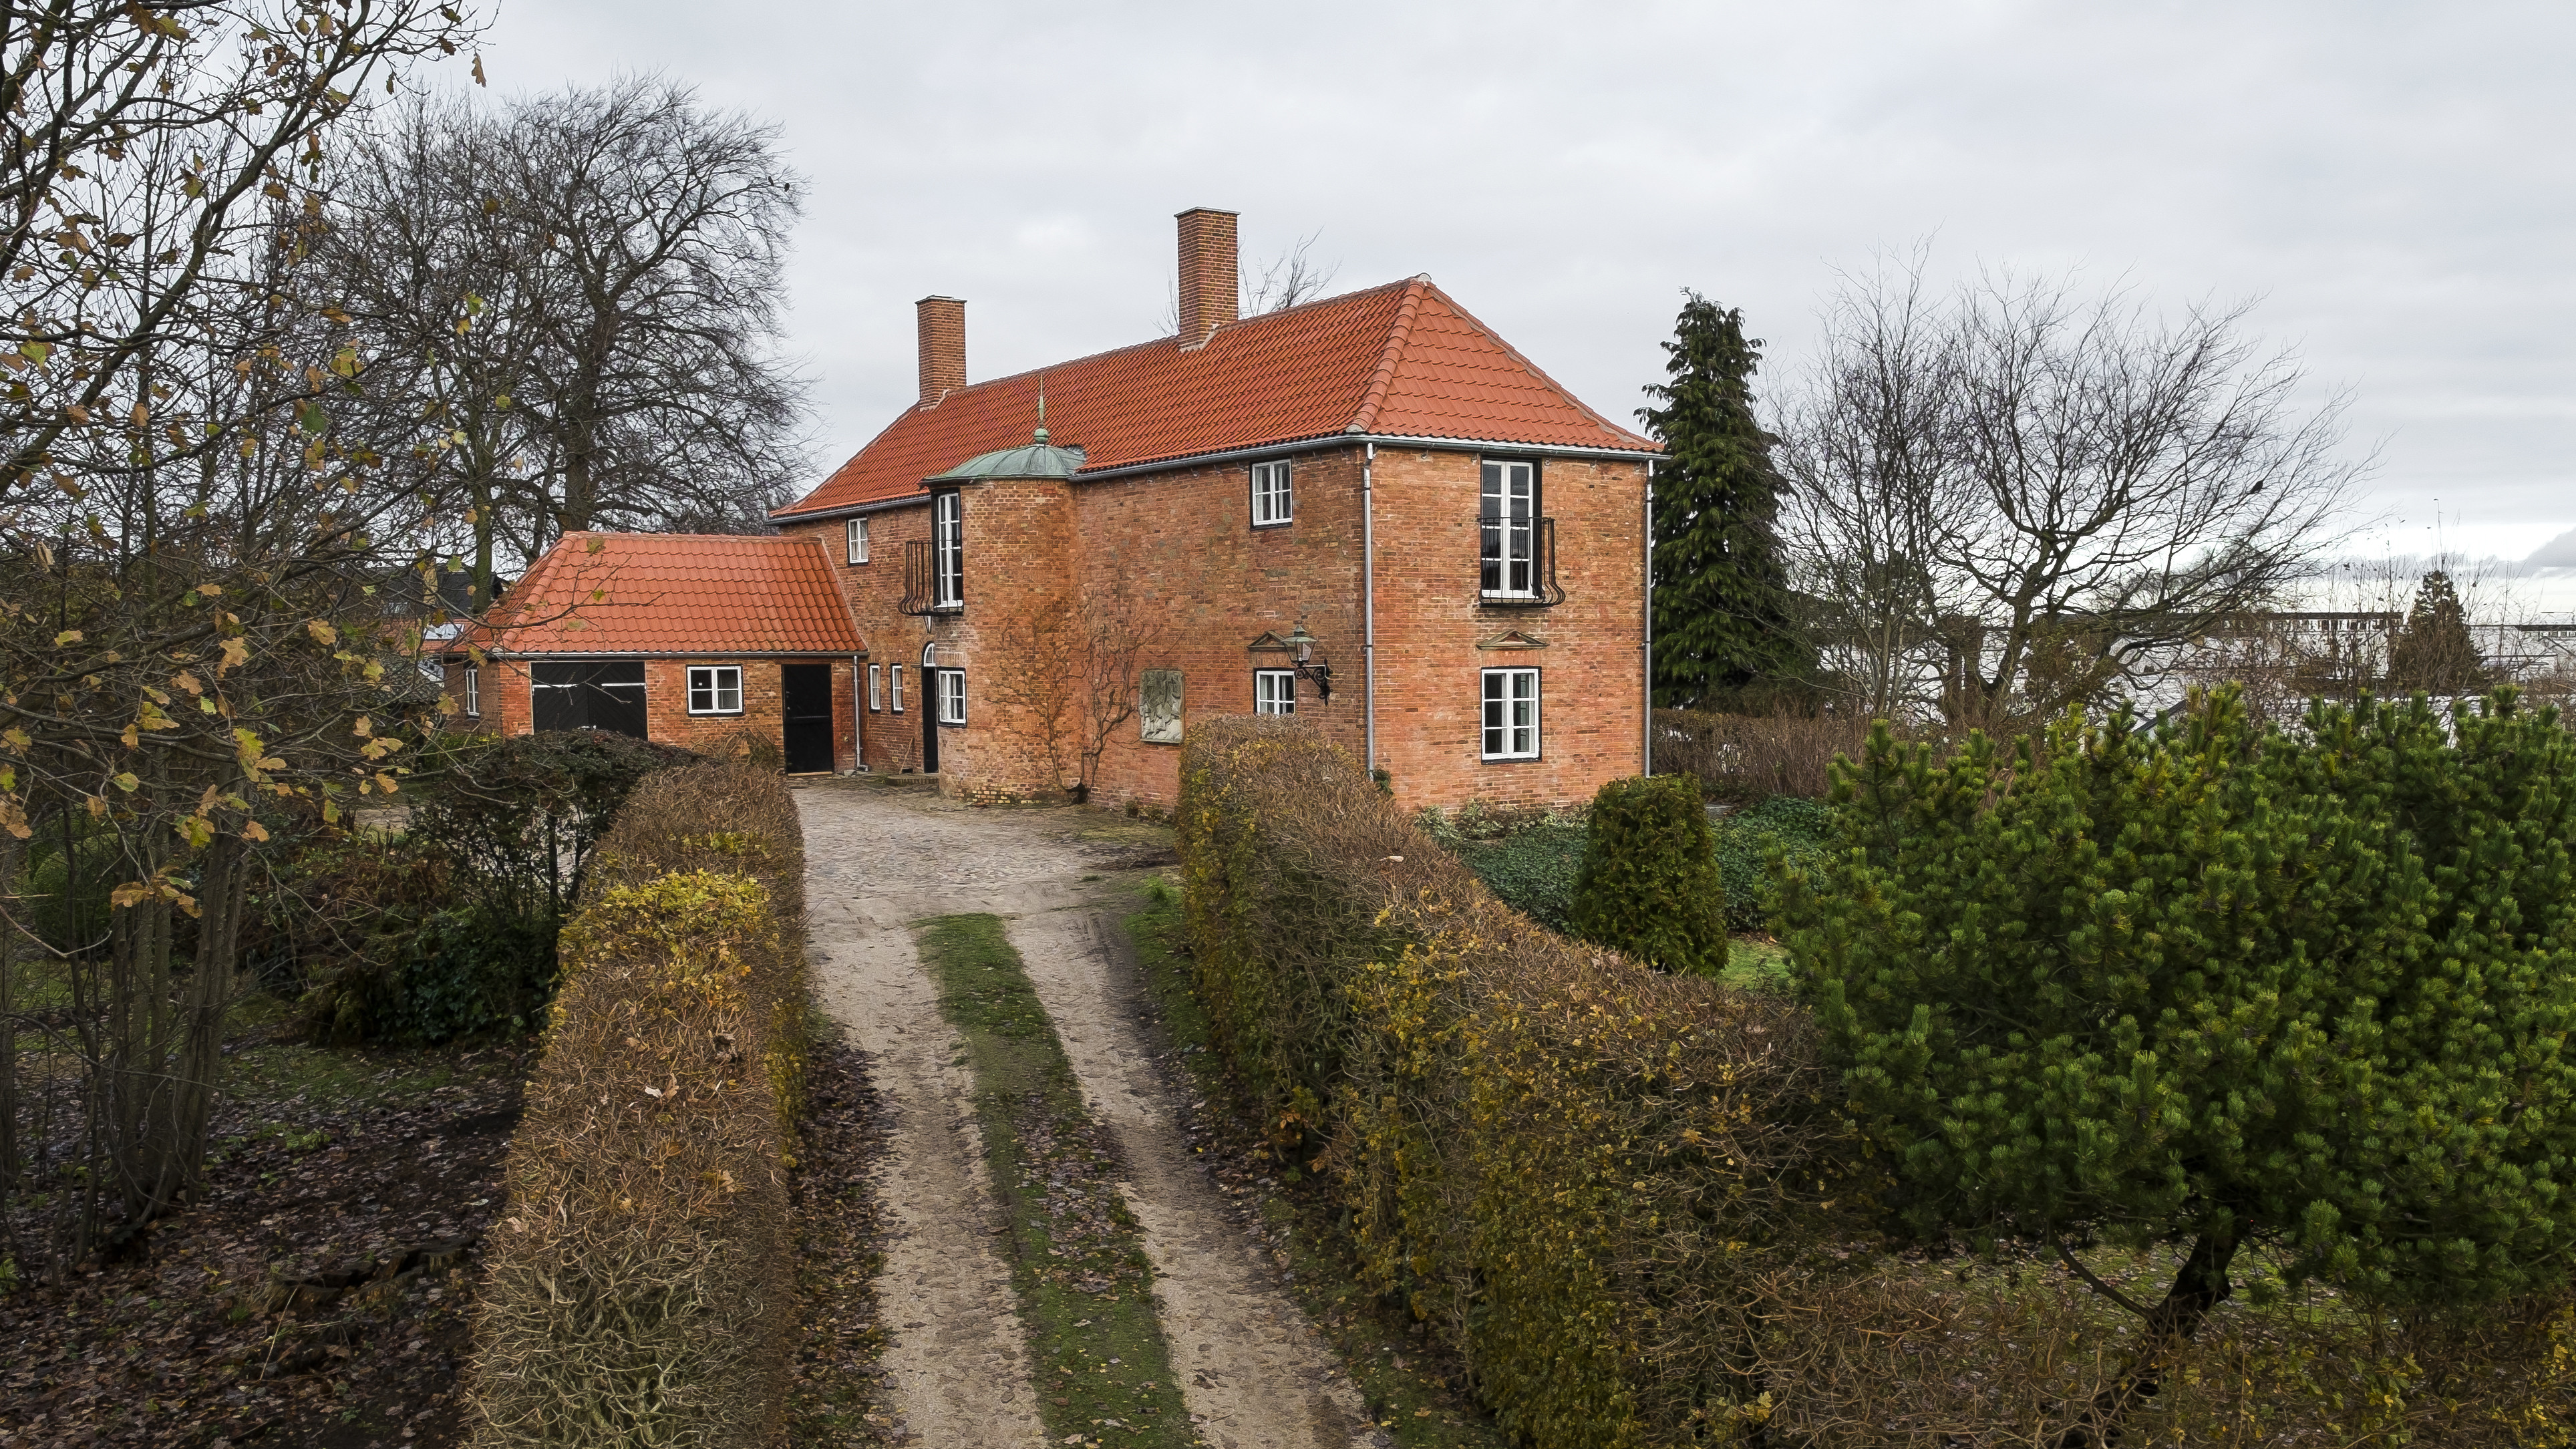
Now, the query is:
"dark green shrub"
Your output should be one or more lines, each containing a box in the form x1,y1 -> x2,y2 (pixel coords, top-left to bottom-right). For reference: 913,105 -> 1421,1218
1780,687 -> 2576,1424
1567,773 -> 1728,975
1458,820 -> 1587,931
22,832 -> 122,954
411,730 -> 701,919
1712,794 -> 1832,934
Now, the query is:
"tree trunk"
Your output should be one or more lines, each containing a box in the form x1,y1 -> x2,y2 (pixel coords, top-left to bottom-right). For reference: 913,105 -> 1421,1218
103,832 -> 248,1233
0,830 -> 19,1243
2060,1226 -> 2239,1448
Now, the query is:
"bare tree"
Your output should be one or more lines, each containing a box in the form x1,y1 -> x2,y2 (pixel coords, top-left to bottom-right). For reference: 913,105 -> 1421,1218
1243,229 -> 1337,314
1158,228 -> 1341,334
1775,254 -> 2368,728
983,587 -> 1155,800
321,75 -> 810,579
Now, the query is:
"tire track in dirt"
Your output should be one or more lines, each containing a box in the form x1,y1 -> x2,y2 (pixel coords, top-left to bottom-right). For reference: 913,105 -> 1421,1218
1007,908 -> 1377,1449
795,782 -> 1378,1449
802,789 -> 1054,1448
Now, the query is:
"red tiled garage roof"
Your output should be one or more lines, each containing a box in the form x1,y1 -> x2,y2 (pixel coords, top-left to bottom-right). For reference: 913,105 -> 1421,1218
774,277 -> 1655,520
462,532 -> 866,657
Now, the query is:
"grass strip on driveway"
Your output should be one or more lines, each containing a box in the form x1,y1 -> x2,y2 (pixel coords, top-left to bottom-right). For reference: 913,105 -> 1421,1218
915,913 -> 1192,1449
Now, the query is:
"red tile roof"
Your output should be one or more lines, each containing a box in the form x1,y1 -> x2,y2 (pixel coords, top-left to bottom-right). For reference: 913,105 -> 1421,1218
774,277 -> 1655,520
461,532 -> 866,657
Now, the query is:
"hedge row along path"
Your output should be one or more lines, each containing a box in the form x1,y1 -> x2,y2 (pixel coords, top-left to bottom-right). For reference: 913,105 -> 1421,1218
798,777 -> 1379,1449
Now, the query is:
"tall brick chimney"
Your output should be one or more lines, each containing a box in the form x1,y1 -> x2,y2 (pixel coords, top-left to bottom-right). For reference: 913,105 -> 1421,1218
1174,208 -> 1239,345
916,295 -> 966,404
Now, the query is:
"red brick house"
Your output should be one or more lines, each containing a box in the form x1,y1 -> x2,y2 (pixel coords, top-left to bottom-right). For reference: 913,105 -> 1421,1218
770,208 -> 1658,811
446,532 -> 865,772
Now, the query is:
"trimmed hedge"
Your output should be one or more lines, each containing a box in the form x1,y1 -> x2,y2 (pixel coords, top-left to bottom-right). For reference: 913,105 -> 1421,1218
466,764 -> 808,1448
1180,719 -> 1843,1446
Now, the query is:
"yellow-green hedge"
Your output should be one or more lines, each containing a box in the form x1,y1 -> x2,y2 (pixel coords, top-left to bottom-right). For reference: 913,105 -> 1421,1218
1180,719 -> 1846,1446
467,765 -> 808,1448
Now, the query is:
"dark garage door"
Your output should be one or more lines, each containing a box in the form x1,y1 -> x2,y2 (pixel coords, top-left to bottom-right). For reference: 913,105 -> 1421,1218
530,661 -> 648,737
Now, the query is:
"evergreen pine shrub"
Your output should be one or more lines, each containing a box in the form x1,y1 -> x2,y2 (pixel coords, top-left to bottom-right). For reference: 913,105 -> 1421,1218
1781,686 -> 2576,1430
1567,772 -> 1728,975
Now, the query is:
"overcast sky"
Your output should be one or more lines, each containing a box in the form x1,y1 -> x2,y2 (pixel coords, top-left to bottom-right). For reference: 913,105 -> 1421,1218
464,0 -> 2575,601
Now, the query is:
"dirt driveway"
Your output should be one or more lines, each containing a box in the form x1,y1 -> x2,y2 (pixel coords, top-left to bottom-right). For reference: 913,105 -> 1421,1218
796,778 -> 1376,1449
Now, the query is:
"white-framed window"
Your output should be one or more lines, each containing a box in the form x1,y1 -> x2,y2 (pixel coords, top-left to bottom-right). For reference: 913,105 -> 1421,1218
687,664 -> 745,715
868,663 -> 883,711
1251,458 -> 1293,527
1479,458 -> 1539,599
890,663 -> 905,713
462,665 -> 480,718
846,516 -> 870,564
932,490 -> 963,609
1253,668 -> 1296,715
1480,667 -> 1539,761
935,668 -> 966,726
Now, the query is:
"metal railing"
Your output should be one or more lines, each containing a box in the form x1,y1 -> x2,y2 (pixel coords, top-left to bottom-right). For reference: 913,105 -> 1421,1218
899,538 -> 939,615
1477,513 -> 1563,607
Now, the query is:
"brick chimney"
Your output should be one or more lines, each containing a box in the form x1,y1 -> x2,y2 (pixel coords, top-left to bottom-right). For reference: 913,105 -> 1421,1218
916,295 -> 966,404
1174,208 -> 1239,345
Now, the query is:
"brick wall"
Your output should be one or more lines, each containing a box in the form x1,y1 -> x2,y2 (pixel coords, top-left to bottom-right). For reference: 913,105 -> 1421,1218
782,502 -> 935,776
439,656 -> 858,771
780,444 -> 1645,813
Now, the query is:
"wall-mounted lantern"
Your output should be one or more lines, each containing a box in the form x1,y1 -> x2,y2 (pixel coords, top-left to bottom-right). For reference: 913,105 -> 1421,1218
1283,619 -> 1333,702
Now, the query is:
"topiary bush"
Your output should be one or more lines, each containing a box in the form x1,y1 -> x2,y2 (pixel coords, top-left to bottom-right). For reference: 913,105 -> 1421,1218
1567,772 -> 1728,975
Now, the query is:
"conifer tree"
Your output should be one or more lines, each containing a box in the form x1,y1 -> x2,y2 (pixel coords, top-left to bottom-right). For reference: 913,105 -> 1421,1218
1639,294 -> 1804,709
1781,687 -> 2576,1434
2388,569 -> 2490,695
1569,774 -> 1728,976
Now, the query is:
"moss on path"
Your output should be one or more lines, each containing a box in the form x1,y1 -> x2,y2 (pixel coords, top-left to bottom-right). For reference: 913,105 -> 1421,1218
917,913 -> 1192,1449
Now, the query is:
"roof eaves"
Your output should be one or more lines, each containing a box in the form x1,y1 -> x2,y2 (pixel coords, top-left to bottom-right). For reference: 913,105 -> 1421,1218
1071,430 -> 1358,482
1353,432 -> 1661,460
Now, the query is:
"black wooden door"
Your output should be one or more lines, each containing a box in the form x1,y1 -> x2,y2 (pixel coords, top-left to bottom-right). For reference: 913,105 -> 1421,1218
530,661 -> 647,737
920,675 -> 938,774
781,663 -> 834,774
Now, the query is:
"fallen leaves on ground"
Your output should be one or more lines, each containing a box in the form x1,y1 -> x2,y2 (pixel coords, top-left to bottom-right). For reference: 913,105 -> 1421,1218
0,1035 -> 529,1448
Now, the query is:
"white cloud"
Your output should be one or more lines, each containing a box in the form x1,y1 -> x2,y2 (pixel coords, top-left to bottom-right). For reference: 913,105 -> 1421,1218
462,0 -> 2575,538
2529,527 -> 2576,571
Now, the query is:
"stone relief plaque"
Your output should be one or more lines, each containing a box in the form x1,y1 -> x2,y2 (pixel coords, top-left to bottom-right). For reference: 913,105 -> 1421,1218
1140,668 -> 1184,744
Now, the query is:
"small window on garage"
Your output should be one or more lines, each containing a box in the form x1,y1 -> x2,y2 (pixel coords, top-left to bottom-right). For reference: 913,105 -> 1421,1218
687,665 -> 744,715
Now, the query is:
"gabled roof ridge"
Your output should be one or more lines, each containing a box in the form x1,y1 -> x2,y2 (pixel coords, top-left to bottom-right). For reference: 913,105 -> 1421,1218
1400,286 -> 1654,450
1347,276 -> 1430,436
924,275 -> 1422,400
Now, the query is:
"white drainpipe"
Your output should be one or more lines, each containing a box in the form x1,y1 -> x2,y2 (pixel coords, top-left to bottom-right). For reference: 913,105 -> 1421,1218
1643,458 -> 1655,776
1363,442 -> 1378,775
